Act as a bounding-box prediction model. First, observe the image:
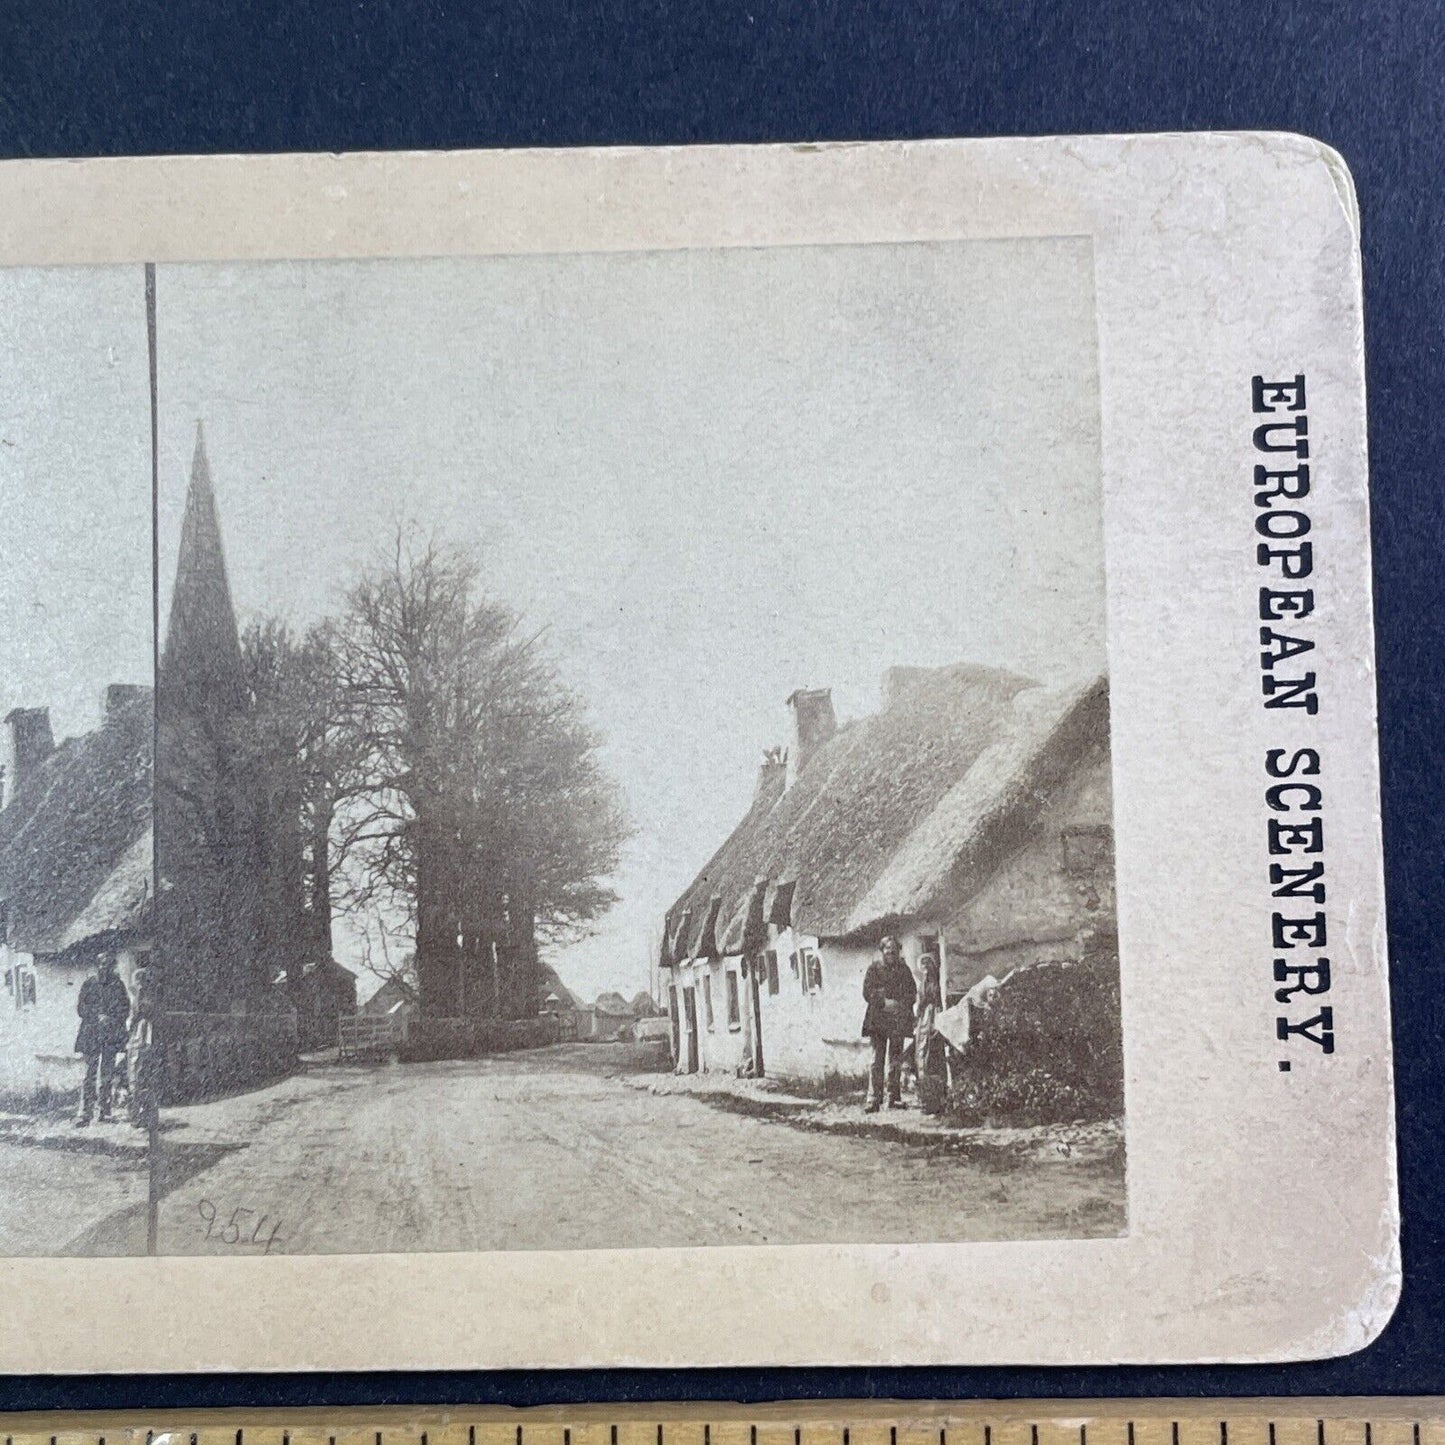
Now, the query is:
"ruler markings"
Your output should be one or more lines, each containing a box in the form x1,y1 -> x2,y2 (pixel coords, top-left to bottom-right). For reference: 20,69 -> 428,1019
7,1405 -> 1445,1445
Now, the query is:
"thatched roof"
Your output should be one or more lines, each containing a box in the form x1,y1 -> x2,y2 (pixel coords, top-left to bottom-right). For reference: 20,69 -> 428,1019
665,665 -> 1108,953
849,674 -> 1109,931
0,691 -> 153,954
539,960 -> 580,1009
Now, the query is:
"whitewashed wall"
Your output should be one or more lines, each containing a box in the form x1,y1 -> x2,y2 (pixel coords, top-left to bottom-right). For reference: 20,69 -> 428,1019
0,944 -> 146,1097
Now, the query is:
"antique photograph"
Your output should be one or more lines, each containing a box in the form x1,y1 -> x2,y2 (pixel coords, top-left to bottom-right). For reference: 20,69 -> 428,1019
0,237 -> 1121,1256
0,135 -> 1398,1370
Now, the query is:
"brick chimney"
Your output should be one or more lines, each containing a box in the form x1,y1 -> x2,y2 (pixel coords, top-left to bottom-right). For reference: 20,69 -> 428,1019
2,707 -> 54,807
103,683 -> 148,716
785,687 -> 837,790
754,746 -> 787,807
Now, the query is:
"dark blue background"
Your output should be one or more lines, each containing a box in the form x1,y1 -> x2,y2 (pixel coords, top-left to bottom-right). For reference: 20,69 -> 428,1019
0,0 -> 1441,1413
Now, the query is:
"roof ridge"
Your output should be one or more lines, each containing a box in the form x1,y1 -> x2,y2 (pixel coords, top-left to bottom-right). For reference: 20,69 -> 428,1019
845,673 -> 1108,933
0,731 -> 87,858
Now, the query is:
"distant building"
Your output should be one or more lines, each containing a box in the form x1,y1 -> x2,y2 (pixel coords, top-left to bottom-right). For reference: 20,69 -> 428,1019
362,974 -> 419,1025
284,957 -> 359,1049
574,989 -> 636,1042
0,688 -> 152,1097
661,664 -> 1116,1082
629,990 -> 662,1018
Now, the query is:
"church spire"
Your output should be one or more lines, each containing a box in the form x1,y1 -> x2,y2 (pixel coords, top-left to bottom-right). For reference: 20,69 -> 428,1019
160,422 -> 246,707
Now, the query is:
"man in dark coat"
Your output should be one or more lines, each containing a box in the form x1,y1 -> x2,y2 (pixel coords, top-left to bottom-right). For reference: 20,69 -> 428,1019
74,952 -> 131,1126
861,933 -> 917,1112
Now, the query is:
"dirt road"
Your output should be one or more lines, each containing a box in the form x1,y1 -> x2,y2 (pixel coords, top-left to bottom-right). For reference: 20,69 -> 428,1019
20,1043 -> 1123,1255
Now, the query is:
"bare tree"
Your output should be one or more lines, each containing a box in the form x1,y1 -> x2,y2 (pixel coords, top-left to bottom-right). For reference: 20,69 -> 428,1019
333,531 -> 628,1021
241,619 -> 371,1006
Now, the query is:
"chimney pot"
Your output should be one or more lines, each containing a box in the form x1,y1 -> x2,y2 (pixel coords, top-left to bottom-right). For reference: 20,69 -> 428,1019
754,747 -> 787,806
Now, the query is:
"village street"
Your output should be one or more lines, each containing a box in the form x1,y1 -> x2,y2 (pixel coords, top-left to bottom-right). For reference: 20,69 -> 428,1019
0,1043 -> 1124,1256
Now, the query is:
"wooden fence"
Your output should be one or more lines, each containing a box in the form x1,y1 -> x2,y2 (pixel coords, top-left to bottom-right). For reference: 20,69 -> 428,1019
337,1013 -> 408,1059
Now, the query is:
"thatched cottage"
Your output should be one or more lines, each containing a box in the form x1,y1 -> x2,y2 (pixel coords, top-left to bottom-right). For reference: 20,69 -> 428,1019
661,664 -> 1116,1083
0,686 -> 153,1098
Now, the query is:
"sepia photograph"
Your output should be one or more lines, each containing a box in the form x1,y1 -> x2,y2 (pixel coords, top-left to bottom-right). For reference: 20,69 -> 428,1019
0,134 -> 1400,1370
1,236 -> 1120,1256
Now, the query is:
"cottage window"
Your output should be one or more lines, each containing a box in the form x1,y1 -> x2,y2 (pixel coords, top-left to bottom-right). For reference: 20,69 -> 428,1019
18,971 -> 35,1008
3,967 -> 11,997
702,972 -> 715,1030
765,950 -> 779,996
800,949 -> 823,993
725,969 -> 741,1028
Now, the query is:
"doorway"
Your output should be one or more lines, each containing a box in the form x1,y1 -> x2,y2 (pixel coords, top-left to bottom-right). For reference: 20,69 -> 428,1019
667,983 -> 681,1068
746,954 -> 765,1076
682,985 -> 700,1073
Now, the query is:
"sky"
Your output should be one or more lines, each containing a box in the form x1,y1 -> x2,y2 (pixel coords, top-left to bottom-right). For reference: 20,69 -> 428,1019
0,266 -> 153,741
5,239 -> 1105,1004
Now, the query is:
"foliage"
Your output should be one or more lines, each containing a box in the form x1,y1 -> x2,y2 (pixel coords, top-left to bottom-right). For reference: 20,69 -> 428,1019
240,618 -> 372,963
254,529 -> 630,1020
944,951 -> 1124,1127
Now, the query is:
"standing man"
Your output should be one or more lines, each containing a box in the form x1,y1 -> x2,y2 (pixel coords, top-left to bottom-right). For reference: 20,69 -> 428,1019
74,951 -> 131,1126
862,934 -> 917,1112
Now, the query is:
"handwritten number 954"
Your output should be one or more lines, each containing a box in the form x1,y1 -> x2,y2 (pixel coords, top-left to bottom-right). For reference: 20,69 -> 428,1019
197,1198 -> 286,1254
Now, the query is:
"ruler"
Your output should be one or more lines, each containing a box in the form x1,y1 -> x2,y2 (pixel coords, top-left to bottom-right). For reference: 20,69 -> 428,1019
0,1402 -> 1440,1445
